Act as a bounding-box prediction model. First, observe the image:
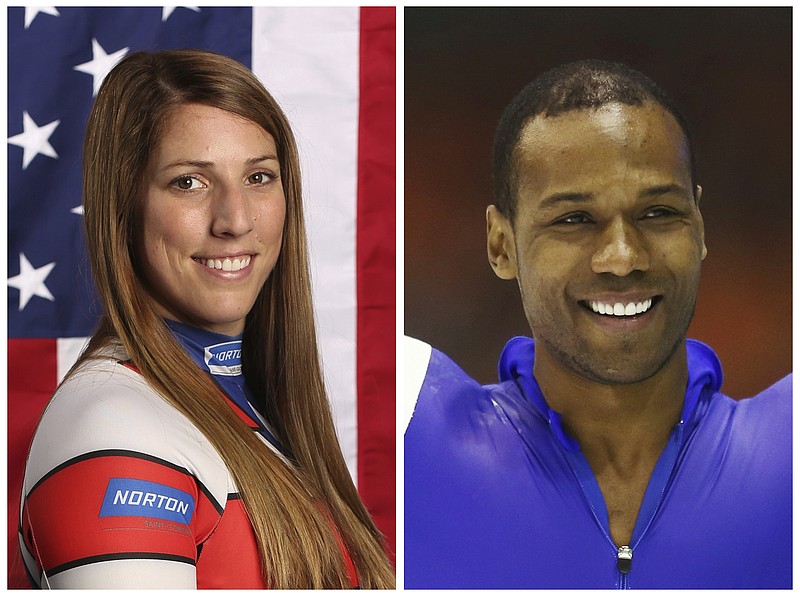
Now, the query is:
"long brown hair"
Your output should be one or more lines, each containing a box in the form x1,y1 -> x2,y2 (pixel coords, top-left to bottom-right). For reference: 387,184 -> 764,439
75,49 -> 394,588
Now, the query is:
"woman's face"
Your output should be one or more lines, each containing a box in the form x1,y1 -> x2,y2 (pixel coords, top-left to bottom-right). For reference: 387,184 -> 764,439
136,103 -> 286,336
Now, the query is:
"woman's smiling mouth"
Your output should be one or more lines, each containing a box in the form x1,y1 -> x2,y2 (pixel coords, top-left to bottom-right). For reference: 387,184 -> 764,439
193,255 -> 253,272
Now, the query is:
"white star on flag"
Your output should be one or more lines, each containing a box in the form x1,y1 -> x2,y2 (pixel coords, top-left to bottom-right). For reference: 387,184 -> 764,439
71,205 -> 84,215
24,7 -> 60,29
8,111 -> 60,170
162,6 -> 201,22
8,253 -> 57,311
73,38 -> 129,96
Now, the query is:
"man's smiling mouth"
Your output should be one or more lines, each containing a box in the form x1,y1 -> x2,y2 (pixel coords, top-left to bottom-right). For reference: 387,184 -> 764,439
581,296 -> 661,317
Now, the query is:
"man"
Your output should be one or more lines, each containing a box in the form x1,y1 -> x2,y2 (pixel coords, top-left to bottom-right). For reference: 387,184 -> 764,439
404,60 -> 791,589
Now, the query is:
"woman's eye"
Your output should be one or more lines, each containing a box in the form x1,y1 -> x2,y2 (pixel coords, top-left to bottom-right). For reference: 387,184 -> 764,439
247,171 -> 274,185
172,176 -> 203,191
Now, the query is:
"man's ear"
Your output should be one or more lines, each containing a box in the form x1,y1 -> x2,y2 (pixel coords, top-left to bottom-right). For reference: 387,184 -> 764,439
694,185 -> 708,260
487,205 -> 518,280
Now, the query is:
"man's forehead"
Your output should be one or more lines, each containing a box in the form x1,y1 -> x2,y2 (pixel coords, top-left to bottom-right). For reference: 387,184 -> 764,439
513,101 -> 692,192
517,101 -> 686,152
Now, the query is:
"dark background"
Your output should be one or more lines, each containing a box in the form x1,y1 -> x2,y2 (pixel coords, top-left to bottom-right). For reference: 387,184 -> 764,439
404,7 -> 792,398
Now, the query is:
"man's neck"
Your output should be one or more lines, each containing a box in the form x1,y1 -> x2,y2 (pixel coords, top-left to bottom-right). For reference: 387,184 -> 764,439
533,343 -> 688,546
532,343 -> 688,467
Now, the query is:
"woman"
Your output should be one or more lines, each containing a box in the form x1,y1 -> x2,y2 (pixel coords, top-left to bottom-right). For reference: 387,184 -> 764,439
19,49 -> 395,589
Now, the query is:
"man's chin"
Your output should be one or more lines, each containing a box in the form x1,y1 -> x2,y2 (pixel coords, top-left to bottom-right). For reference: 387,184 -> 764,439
565,338 -> 688,386
571,360 -> 665,386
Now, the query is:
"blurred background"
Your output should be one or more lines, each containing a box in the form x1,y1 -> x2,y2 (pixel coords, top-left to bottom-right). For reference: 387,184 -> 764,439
404,7 -> 791,398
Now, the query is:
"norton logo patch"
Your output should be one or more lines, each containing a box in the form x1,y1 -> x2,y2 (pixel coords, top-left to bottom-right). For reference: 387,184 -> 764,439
203,340 -> 242,376
99,478 -> 195,525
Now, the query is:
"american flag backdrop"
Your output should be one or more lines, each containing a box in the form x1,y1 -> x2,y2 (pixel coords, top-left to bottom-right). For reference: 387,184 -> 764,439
7,6 -> 395,587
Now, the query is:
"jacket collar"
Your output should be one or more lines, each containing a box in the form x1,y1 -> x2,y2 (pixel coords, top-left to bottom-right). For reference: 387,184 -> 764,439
498,337 -> 723,452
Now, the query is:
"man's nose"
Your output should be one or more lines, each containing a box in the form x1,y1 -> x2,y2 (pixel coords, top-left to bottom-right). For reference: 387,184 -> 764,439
590,218 -> 650,276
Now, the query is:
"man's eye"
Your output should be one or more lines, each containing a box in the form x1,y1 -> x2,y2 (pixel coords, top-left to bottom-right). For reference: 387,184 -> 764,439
172,176 -> 203,191
557,213 -> 592,225
643,207 -> 676,218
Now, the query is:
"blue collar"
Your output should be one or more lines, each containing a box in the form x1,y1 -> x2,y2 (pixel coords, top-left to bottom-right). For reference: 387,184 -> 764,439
164,319 -> 245,378
164,319 -> 286,454
498,337 -> 724,548
497,337 -> 723,452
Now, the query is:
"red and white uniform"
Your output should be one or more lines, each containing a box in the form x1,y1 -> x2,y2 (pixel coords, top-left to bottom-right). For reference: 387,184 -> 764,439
19,345 -> 358,588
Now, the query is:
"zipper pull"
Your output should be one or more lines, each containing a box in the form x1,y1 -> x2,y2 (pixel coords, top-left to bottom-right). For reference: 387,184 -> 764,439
617,545 -> 633,574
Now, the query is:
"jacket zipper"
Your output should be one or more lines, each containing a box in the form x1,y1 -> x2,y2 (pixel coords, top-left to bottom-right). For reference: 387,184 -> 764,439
556,421 -> 686,590
555,442 -> 631,588
617,545 -> 633,589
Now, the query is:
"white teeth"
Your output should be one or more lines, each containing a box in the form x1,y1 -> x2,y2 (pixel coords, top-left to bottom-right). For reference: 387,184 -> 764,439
199,256 -> 251,271
589,298 -> 653,317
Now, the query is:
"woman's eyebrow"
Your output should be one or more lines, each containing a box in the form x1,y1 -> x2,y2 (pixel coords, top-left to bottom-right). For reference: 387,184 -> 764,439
159,154 -> 279,172
246,154 -> 279,164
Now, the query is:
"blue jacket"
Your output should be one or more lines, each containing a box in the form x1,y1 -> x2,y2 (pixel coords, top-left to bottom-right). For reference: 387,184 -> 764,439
404,338 -> 792,589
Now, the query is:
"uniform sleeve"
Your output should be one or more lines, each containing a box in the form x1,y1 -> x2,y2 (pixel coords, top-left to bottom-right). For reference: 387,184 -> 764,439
19,363 -> 228,589
403,336 -> 432,431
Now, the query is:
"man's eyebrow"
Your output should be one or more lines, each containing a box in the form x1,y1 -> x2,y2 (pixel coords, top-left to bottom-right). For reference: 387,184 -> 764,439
538,184 -> 693,210
537,192 -> 594,211
159,154 -> 279,172
640,183 -> 693,200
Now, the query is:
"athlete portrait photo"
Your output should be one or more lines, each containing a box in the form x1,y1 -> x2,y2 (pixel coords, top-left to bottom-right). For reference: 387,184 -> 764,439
404,7 -> 791,589
8,7 -> 395,589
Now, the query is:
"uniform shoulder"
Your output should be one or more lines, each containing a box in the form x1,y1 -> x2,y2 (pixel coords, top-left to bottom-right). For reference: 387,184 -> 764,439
737,373 -> 793,423
750,373 -> 792,402
723,373 -> 793,412
705,373 -> 793,444
25,356 -> 227,497
404,336 -> 523,434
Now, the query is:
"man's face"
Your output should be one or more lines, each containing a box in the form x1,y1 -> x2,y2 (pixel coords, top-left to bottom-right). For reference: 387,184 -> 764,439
488,101 -> 706,384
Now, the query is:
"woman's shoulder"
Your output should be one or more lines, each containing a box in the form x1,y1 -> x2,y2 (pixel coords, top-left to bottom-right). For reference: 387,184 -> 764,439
20,353 -> 235,588
25,353 -> 229,501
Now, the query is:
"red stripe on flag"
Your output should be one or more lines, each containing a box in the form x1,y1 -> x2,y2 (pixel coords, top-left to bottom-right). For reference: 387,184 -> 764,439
356,7 -> 396,562
8,338 -> 59,588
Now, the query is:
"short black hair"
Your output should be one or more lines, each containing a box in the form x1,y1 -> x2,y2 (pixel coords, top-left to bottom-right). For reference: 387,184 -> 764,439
492,59 -> 696,220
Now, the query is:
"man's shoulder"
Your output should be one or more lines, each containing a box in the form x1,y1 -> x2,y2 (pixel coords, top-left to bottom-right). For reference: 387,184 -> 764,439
699,373 -> 793,449
404,336 -> 527,434
716,373 -> 792,412
749,373 -> 793,402
734,373 -> 792,426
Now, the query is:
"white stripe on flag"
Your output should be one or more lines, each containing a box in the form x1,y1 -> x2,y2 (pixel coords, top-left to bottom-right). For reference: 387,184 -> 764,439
251,7 -> 360,480
57,338 -> 90,384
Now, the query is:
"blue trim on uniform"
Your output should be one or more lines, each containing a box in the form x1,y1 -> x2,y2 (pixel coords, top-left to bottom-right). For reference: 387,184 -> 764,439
164,319 -> 285,454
